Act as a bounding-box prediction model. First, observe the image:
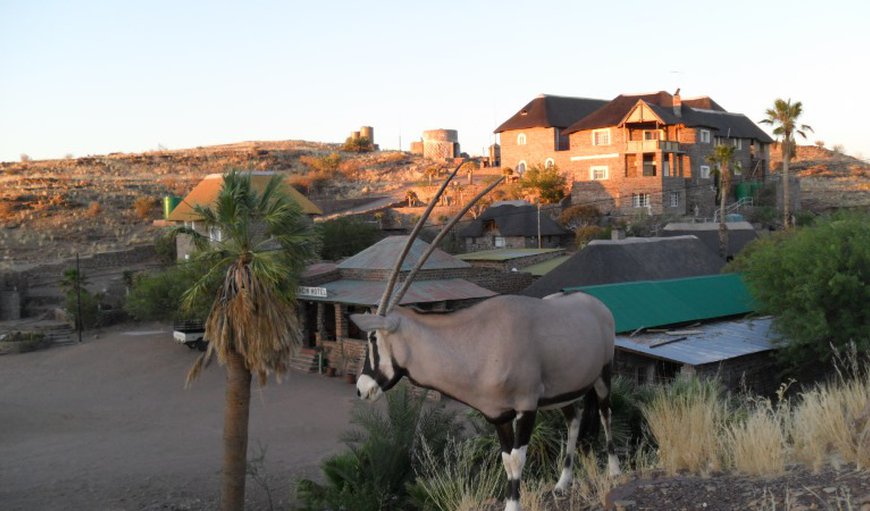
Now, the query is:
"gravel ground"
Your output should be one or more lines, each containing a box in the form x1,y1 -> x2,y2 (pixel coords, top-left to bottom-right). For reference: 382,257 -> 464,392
0,323 -> 358,510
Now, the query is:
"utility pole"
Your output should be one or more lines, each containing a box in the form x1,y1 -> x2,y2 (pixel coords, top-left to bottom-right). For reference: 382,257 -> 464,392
537,202 -> 542,249
75,253 -> 82,343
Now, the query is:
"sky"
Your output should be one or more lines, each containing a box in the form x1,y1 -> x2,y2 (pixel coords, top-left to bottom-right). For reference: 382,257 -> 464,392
2,0 -> 869,163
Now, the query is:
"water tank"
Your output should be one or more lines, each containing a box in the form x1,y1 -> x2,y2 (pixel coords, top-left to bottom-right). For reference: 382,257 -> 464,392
360,126 -> 374,144
735,182 -> 752,201
163,196 -> 181,219
422,129 -> 458,142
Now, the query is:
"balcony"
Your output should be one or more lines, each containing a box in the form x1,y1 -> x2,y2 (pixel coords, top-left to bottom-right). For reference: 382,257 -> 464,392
626,140 -> 680,153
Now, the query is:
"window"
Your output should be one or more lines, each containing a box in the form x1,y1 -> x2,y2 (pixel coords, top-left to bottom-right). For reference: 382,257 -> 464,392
669,191 -> 680,207
699,129 -> 711,144
632,193 -> 650,208
494,236 -> 506,248
516,161 -> 527,175
592,129 -> 611,146
208,226 -> 223,242
700,165 -> 711,179
643,130 -> 661,141
545,158 -> 555,169
590,165 -> 608,180
517,133 -> 527,145
732,138 -> 742,150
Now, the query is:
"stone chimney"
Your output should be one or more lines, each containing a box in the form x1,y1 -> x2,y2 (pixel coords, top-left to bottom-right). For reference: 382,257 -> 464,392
673,88 -> 682,117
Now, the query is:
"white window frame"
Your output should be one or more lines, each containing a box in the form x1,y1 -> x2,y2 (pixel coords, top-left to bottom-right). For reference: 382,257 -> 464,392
669,191 -> 680,207
732,138 -> 742,150
631,193 -> 651,208
590,165 -> 609,180
544,158 -> 555,169
517,133 -> 527,145
516,160 -> 527,175
700,129 -> 711,144
208,226 -> 223,242
494,236 -> 506,248
700,165 -> 711,179
592,128 -> 611,146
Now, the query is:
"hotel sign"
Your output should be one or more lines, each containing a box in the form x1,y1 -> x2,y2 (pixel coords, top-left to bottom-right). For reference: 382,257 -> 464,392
298,286 -> 328,298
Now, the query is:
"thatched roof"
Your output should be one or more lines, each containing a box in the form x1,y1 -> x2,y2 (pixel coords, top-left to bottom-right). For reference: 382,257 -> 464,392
337,236 -> 469,271
661,222 -> 758,259
459,204 -> 568,238
494,94 -> 607,133
521,236 -> 724,298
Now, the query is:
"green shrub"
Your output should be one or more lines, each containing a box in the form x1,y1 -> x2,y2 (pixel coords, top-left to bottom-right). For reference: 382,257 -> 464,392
342,136 -> 374,153
0,331 -> 48,353
297,384 -> 461,511
124,263 -> 213,321
317,217 -> 382,261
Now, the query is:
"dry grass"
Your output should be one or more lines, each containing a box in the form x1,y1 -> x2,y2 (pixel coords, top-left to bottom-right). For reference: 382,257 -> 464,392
415,437 -> 503,511
643,378 -> 726,475
726,397 -> 788,476
132,196 -> 156,220
86,201 -> 102,217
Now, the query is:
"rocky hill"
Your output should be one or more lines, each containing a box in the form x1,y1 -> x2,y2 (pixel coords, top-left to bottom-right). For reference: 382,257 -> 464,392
768,144 -> 870,212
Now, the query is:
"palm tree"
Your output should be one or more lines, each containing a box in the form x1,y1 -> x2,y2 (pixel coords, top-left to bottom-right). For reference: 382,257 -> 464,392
760,98 -> 813,228
708,144 -> 736,258
181,170 -> 319,511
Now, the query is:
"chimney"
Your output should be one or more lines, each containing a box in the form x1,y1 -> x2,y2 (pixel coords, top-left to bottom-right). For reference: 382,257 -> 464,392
673,88 -> 682,117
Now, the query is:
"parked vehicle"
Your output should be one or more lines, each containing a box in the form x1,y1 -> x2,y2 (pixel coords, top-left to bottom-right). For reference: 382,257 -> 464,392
172,320 -> 207,351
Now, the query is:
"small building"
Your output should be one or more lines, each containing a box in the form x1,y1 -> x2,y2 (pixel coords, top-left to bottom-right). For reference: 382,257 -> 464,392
564,273 -> 781,395
459,201 -> 569,251
455,248 -> 566,273
409,129 -> 461,161
167,172 -> 322,260
522,235 -> 724,298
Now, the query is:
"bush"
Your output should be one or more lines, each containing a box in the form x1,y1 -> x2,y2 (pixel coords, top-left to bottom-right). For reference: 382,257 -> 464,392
342,136 -> 374,153
520,164 -> 568,204
300,152 -> 342,177
124,263 -> 212,322
86,201 -> 102,217
0,331 -> 48,353
728,211 -> 870,372
317,217 -> 382,261
559,204 -> 601,230
574,225 -> 605,248
297,384 -> 461,511
133,196 -> 156,220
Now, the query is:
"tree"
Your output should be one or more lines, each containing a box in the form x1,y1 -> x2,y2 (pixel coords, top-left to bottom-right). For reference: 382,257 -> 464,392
759,98 -> 813,229
707,144 -> 736,258
181,171 -> 320,511
342,136 -> 373,153
521,163 -> 568,204
405,190 -> 418,207
728,211 -> 870,373
317,217 -> 382,261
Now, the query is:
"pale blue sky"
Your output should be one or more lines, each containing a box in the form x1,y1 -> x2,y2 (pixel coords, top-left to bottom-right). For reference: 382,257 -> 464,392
2,0 -> 868,162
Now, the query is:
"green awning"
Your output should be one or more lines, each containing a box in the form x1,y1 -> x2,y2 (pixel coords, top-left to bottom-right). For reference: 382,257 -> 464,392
565,273 -> 756,333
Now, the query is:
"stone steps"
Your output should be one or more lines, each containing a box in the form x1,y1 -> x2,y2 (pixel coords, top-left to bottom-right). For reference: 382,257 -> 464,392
288,347 -> 323,373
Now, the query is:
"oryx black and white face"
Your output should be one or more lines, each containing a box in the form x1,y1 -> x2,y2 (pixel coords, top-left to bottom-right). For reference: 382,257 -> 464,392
350,313 -> 403,401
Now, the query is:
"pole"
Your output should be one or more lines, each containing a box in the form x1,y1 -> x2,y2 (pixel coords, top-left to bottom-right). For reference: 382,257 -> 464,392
76,253 -> 83,343
537,202 -> 542,249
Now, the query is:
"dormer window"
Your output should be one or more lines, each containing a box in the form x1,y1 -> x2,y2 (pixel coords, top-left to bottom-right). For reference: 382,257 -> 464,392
517,133 -> 527,145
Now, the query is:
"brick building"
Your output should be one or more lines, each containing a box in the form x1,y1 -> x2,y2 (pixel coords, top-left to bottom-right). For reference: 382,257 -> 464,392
496,91 -> 773,216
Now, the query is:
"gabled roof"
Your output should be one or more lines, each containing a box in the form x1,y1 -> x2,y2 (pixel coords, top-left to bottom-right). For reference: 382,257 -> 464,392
458,204 -> 568,238
567,273 -> 756,333
337,236 -> 470,271
521,236 -> 724,298
616,316 -> 775,366
167,172 -> 322,221
564,91 -> 773,143
494,94 -> 608,133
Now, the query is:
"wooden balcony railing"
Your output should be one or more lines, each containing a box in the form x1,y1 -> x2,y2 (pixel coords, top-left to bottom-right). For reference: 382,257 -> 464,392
626,140 -> 680,153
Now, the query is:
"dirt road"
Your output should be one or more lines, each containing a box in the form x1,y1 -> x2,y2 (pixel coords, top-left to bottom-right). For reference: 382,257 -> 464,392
0,324 -> 358,510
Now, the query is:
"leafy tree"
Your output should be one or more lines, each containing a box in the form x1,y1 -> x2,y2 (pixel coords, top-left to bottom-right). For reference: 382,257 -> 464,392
405,190 -> 418,207
181,171 -> 320,511
61,268 -> 100,329
301,152 -> 342,177
559,204 -> 601,231
759,98 -> 813,228
707,144 -> 736,258
317,217 -> 382,261
521,164 -> 568,204
729,212 -> 870,372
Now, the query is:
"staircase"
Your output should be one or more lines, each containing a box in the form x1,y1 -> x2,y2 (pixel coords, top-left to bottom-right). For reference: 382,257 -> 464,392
41,322 -> 76,346
289,347 -> 322,373
713,197 -> 753,223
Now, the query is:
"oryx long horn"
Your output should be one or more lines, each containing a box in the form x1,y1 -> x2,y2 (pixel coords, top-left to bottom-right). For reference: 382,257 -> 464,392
376,158 -> 476,316
387,175 -> 504,311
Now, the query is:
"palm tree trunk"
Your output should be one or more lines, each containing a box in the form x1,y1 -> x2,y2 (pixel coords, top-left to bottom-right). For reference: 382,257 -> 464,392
782,142 -> 791,229
221,350 -> 252,511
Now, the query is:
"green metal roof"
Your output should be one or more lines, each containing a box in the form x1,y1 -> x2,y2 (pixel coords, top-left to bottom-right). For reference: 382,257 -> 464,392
565,273 -> 756,333
456,248 -> 562,262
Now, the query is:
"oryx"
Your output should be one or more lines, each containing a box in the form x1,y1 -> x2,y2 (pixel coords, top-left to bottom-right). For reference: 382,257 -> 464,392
349,160 -> 620,511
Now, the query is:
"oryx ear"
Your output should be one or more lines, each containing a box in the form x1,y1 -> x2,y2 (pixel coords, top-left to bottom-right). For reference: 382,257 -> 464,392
350,313 -> 399,333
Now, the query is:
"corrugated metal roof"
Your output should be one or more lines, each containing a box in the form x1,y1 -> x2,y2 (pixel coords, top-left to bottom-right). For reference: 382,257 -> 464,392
300,278 -> 495,306
616,317 -> 776,365
522,255 -> 570,277
566,273 -> 755,333
338,236 -> 470,271
456,248 -> 562,262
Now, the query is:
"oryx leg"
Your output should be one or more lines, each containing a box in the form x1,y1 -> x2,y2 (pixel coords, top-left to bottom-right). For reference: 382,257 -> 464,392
496,411 -> 537,511
593,363 -> 621,477
554,402 -> 580,492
